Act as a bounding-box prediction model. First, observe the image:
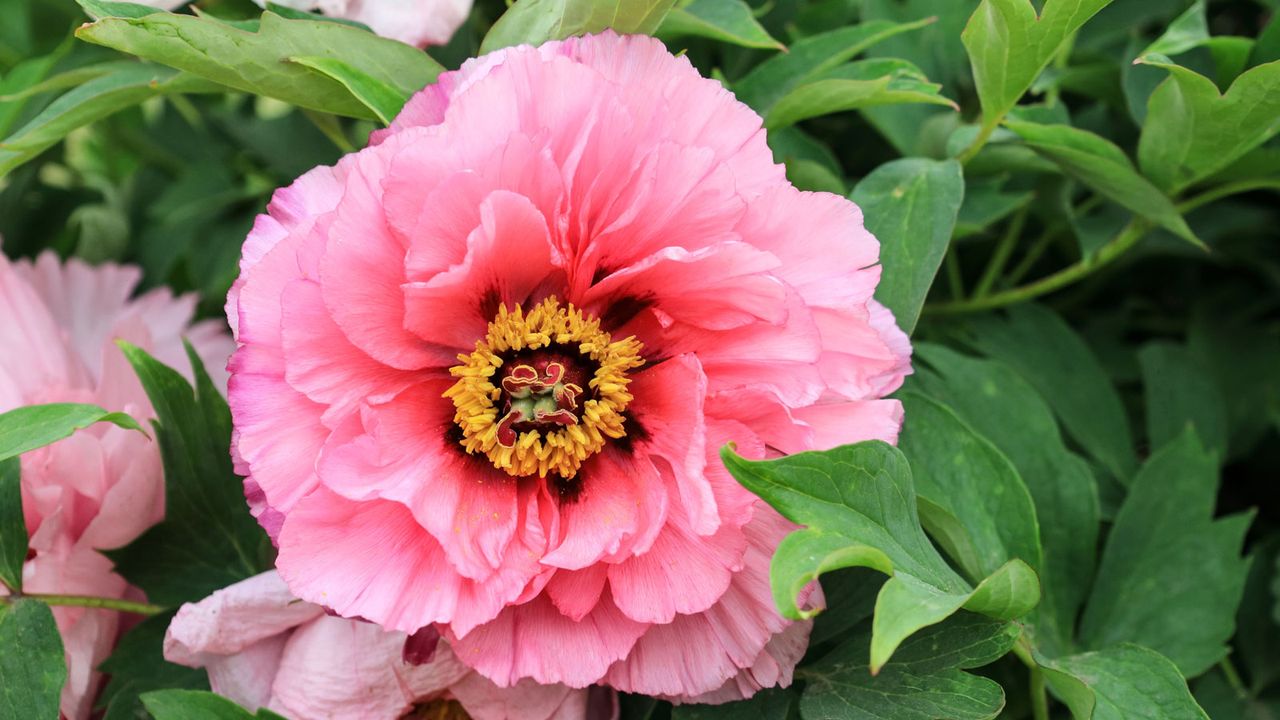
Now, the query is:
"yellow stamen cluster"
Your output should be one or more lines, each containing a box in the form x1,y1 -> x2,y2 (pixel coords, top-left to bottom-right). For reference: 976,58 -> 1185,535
444,298 -> 644,478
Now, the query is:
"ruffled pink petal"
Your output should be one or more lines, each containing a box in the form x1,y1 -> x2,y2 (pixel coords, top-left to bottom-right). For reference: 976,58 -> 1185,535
270,615 -> 471,720
317,380 -> 521,581
540,450 -> 668,570
319,140 -> 455,370
544,565 -> 609,623
449,672 -> 590,720
812,303 -> 912,401
277,488 -> 536,635
604,507 -> 799,698
581,242 -> 784,332
669,614 -> 812,704
403,190 -> 562,349
164,571 -> 323,664
227,368 -> 327,514
449,593 -> 647,688
793,399 -> 904,448
625,355 -> 714,535
735,185 -> 880,309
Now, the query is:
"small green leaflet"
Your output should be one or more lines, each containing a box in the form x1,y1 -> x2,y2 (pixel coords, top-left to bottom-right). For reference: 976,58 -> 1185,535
0,402 -> 146,463
0,599 -> 67,720
765,58 -> 956,130
658,0 -> 783,51
0,459 -> 25,592
1041,645 -> 1210,720
481,0 -> 678,54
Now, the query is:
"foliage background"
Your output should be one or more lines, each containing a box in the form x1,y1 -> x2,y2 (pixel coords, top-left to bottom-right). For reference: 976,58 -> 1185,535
2,0 -> 1279,718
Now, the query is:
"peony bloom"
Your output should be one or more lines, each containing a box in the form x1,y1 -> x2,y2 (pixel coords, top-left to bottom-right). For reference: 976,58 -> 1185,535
0,251 -> 233,720
226,31 -> 910,702
261,0 -> 472,47
131,0 -> 472,47
165,570 -> 615,720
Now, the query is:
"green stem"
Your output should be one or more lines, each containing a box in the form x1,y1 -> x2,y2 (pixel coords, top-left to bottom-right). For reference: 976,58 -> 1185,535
957,120 -> 999,165
1176,178 -> 1280,215
924,220 -> 1150,316
1219,657 -> 1248,699
1,593 -> 166,616
945,252 -> 966,300
973,206 -> 1029,298
303,109 -> 356,153
1030,665 -> 1050,720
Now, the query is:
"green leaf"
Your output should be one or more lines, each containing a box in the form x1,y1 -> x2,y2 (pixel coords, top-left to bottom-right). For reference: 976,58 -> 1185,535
765,58 -> 956,129
0,50 -> 64,138
0,599 -> 67,720
481,0 -> 678,54
96,613 -> 210,720
962,0 -> 1113,126
1139,342 -> 1228,459
800,614 -> 1017,720
671,687 -> 796,719
1041,645 -> 1209,720
852,158 -> 964,336
1078,431 -> 1251,676
105,343 -> 271,607
0,403 -> 146,463
898,393 -> 1041,582
1136,58 -> 1280,193
966,304 -> 1137,480
1138,0 -> 1208,59
1,65 -> 219,177
75,12 -> 442,121
141,690 -> 255,720
76,0 -> 166,20
733,18 -> 936,115
0,459 -> 23,592
909,344 -> 1098,657
288,56 -> 407,125
954,177 -> 1034,240
725,442 -> 1038,671
658,0 -> 783,51
1003,119 -> 1201,247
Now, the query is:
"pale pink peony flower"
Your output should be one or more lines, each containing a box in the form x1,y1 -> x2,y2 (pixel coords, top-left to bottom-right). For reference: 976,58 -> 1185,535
0,251 -> 233,720
261,0 -> 472,47
226,32 -> 910,701
164,570 -> 615,720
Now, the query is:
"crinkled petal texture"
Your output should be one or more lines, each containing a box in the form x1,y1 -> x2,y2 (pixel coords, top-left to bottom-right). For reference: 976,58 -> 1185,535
0,251 -> 233,720
164,571 -> 612,720
228,31 -> 910,702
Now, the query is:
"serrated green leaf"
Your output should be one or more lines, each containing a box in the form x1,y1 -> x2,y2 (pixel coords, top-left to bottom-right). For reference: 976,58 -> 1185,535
966,304 -> 1137,481
765,58 -> 956,129
800,614 -> 1016,720
288,56 -> 407,125
1137,58 -> 1280,193
658,0 -> 783,51
1,65 -> 219,177
0,599 -> 67,720
1041,644 -> 1209,720
1003,119 -> 1201,247
1078,431 -> 1250,676
0,403 -> 146,463
96,613 -> 210,720
481,0 -> 678,54
141,689 -> 255,719
898,393 -> 1041,581
734,18 -> 935,115
852,157 -> 963,336
75,12 -> 442,121
962,0 -> 1113,126
725,442 -> 1039,671
0,459 -> 23,592
105,343 -> 271,607
1139,342 -> 1228,459
909,344 -> 1098,657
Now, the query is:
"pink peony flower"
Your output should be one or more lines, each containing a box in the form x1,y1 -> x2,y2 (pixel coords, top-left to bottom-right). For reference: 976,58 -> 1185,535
164,571 -> 615,720
261,0 -> 472,47
0,251 -> 233,720
226,31 -> 910,701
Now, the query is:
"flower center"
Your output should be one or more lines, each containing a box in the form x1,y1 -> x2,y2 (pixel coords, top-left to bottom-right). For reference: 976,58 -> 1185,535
445,298 -> 643,479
